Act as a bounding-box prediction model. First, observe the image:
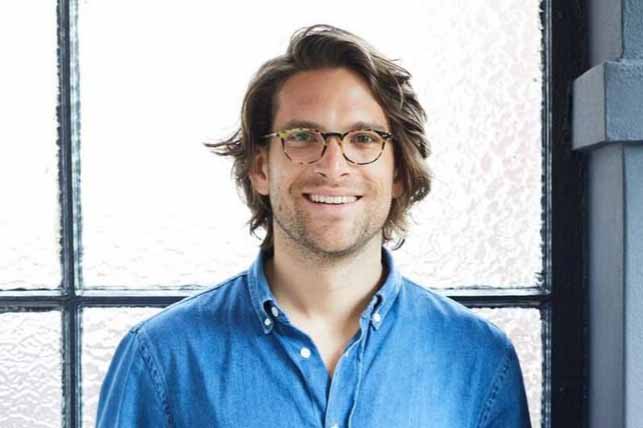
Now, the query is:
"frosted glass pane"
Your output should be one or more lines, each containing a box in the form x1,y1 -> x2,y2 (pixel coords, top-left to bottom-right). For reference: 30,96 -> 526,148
0,311 -> 62,427
79,0 -> 542,288
0,2 -> 60,289
81,307 -> 162,428
397,1 -> 544,288
474,308 -> 542,428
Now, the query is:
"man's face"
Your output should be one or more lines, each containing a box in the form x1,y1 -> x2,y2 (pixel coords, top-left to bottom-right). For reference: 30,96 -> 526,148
250,67 -> 402,257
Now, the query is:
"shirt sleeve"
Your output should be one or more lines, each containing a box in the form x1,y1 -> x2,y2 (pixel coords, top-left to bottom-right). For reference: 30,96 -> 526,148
477,341 -> 532,428
96,329 -> 170,428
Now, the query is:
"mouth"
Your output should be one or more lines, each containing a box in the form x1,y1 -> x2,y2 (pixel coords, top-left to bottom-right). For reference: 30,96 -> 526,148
303,193 -> 362,205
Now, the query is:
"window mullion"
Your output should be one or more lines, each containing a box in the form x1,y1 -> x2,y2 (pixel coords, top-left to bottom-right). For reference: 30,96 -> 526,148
58,0 -> 80,426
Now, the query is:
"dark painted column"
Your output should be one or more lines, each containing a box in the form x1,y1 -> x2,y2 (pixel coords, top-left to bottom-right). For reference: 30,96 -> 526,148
573,0 -> 643,427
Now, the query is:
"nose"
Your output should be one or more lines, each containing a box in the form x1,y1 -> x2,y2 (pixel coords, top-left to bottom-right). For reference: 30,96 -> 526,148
313,135 -> 351,179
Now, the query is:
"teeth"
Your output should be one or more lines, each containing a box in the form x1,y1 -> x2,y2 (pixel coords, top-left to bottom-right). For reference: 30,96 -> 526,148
309,194 -> 358,204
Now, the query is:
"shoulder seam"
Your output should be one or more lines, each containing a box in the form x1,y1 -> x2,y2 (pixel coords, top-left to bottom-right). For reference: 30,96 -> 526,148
474,342 -> 513,428
134,330 -> 174,427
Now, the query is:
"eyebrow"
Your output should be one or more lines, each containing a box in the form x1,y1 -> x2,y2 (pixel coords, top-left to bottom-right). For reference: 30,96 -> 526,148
278,119 -> 388,132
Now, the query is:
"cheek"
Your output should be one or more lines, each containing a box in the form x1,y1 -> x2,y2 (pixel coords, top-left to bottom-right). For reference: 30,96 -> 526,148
374,166 -> 398,196
268,166 -> 301,202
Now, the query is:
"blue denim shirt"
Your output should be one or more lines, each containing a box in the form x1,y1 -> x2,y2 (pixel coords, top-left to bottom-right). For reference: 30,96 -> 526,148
97,248 -> 531,427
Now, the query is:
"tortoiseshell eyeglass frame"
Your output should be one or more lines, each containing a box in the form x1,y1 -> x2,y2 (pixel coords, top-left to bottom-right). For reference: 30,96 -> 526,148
262,128 -> 393,165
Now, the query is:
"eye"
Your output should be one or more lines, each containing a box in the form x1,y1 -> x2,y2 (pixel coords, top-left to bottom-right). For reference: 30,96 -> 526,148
349,130 -> 381,145
285,129 -> 318,144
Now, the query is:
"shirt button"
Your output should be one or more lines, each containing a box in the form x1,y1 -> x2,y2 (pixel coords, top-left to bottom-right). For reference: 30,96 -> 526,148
300,347 -> 312,359
271,306 -> 279,317
330,423 -> 339,428
373,312 -> 381,323
264,318 -> 272,326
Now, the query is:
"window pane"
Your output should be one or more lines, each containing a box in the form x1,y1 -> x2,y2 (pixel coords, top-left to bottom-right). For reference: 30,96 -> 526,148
0,2 -> 60,289
473,307 -> 543,428
78,0 -> 542,288
81,307 -> 162,427
0,310 -> 62,427
399,1 -> 544,288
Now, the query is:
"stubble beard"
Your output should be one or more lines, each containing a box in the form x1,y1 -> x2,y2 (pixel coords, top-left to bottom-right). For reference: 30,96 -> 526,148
271,192 -> 388,266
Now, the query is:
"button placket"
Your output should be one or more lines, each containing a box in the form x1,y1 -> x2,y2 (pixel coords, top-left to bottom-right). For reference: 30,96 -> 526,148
346,318 -> 372,428
323,327 -> 364,428
267,321 -> 329,419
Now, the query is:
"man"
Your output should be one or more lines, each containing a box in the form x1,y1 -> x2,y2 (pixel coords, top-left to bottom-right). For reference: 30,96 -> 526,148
97,25 -> 531,427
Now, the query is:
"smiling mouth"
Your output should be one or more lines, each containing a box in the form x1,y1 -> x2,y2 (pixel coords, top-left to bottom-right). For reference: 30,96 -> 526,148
304,194 -> 362,205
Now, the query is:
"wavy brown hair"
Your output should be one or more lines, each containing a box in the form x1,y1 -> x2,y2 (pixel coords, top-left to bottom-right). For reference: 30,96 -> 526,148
205,24 -> 431,251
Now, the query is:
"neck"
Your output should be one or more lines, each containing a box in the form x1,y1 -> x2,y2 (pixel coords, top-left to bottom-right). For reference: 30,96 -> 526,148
264,230 -> 386,329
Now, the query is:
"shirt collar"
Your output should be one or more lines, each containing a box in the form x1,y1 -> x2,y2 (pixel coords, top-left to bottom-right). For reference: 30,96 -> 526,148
246,246 -> 403,334
368,246 -> 403,330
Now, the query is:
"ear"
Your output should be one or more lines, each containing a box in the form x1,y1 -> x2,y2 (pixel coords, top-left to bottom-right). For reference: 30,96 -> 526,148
249,147 -> 270,196
392,168 -> 403,198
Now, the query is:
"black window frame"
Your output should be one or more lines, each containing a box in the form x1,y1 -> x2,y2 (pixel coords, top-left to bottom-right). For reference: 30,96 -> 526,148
0,0 -> 588,426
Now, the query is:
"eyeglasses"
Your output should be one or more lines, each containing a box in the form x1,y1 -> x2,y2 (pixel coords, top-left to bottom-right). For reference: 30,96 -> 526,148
263,128 -> 392,165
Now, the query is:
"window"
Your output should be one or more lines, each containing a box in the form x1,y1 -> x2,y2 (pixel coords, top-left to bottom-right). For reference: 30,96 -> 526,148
0,0 -> 586,426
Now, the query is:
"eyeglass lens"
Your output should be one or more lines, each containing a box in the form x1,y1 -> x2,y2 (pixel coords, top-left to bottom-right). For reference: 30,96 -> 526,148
282,129 -> 384,164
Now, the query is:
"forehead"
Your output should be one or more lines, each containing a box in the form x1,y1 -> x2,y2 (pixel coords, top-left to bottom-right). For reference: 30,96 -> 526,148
273,67 -> 389,130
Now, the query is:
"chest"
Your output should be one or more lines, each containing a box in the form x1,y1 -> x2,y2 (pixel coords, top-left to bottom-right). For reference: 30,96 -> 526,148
309,331 -> 350,378
296,319 -> 362,379
168,339 -> 481,428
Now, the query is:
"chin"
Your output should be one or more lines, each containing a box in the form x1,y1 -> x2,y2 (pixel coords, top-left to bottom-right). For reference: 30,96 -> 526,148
304,233 -> 375,258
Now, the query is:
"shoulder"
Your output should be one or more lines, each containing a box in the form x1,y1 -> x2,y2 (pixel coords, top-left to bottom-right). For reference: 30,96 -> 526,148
130,271 -> 249,343
400,277 -> 513,357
